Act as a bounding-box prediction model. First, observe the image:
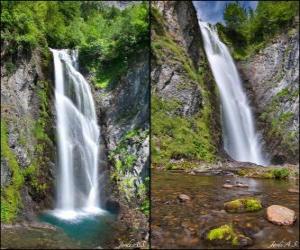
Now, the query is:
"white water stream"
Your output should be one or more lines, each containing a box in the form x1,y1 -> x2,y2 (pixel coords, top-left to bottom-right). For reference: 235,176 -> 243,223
199,22 -> 268,166
51,49 -> 103,220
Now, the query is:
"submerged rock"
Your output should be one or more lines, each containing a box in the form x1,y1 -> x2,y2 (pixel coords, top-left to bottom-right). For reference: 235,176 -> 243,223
178,194 -> 191,202
288,188 -> 299,193
223,184 -> 234,188
224,198 -> 262,213
266,205 -> 296,225
235,183 -> 249,188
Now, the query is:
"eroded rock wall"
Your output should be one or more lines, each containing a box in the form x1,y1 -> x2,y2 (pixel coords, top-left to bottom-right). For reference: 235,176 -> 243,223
238,29 -> 299,164
1,48 -> 56,222
151,1 -> 222,167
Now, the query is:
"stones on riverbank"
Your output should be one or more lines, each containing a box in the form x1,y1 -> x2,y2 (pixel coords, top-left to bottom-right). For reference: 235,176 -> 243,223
266,205 -> 296,225
178,194 -> 191,202
222,182 -> 249,188
288,188 -> 299,193
235,182 -> 249,188
204,224 -> 253,247
223,184 -> 234,188
224,198 -> 262,213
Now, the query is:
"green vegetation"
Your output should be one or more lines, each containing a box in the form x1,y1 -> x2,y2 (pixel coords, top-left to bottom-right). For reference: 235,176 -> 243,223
152,96 -> 216,166
1,121 -> 24,223
1,1 -> 149,88
258,82 -> 298,157
218,1 -> 299,59
151,7 -> 218,168
109,129 -> 149,204
272,168 -> 290,179
206,224 -> 239,246
224,198 -> 262,213
1,78 -> 53,223
237,167 -> 296,179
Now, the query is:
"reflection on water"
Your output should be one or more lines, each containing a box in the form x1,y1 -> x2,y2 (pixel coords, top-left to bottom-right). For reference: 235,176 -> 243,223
1,211 -> 117,249
151,170 -> 299,249
40,211 -> 116,248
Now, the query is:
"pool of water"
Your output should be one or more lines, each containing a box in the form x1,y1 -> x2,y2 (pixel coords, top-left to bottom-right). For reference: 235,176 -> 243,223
40,210 -> 117,248
151,169 -> 299,249
1,210 -> 117,249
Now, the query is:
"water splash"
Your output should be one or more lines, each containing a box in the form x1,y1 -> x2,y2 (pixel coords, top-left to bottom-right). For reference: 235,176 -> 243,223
199,22 -> 268,166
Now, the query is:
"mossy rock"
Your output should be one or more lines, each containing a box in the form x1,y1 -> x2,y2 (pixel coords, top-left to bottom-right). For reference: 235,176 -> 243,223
224,198 -> 262,213
205,224 -> 253,247
237,167 -> 296,179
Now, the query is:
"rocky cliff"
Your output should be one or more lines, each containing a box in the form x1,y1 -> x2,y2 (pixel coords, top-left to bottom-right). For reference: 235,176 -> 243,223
91,49 -> 149,207
238,27 -> 299,164
1,48 -> 56,222
151,1 -> 221,168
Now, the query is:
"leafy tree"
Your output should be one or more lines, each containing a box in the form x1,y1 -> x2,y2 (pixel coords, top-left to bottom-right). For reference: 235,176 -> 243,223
220,1 -> 299,59
224,2 -> 247,31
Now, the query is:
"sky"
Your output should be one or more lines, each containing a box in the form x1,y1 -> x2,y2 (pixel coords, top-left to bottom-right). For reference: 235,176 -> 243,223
193,1 -> 258,24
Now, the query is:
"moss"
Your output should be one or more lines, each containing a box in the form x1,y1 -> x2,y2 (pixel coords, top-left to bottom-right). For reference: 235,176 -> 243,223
151,7 -> 220,169
245,199 -> 263,211
140,198 -> 149,216
1,121 -> 24,223
272,168 -> 290,179
237,167 -> 294,179
109,129 -> 149,203
206,224 -> 239,246
151,95 -> 216,166
27,80 -> 52,196
224,198 -> 262,213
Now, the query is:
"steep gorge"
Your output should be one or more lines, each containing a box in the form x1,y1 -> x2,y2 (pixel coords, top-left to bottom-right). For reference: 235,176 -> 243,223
1,2 -> 149,247
151,1 -> 222,169
237,28 -> 299,165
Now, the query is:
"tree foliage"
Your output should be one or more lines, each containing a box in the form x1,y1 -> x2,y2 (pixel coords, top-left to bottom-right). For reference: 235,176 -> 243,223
1,1 -> 149,86
219,1 -> 299,59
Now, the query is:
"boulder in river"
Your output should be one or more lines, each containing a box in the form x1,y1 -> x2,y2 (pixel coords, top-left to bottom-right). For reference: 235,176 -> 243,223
235,183 -> 249,188
224,198 -> 262,213
223,184 -> 234,188
288,188 -> 299,194
266,205 -> 296,225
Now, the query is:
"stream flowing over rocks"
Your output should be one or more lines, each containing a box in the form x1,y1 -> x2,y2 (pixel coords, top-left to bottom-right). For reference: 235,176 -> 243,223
151,1 -> 299,249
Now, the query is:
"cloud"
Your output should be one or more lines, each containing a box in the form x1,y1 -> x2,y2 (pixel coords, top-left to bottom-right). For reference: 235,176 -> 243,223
193,1 -> 258,24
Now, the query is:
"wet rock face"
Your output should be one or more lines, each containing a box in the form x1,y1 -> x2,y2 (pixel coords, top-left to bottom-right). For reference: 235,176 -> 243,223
151,1 -> 205,118
151,63 -> 202,117
93,51 -> 149,206
1,49 -> 56,220
153,1 -> 204,67
238,30 -> 299,163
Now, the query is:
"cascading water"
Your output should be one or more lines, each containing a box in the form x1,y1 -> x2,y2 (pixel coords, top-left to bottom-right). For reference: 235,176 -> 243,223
199,22 -> 268,166
51,49 -> 103,220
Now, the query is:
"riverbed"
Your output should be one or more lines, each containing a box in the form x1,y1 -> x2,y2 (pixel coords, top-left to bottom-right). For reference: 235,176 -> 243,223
151,169 -> 299,249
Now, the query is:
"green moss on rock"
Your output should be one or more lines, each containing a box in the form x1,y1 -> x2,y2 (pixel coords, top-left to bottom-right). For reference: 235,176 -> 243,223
206,224 -> 252,247
151,6 -> 220,168
1,121 -> 24,223
237,167 -> 295,179
224,198 -> 262,213
109,129 -> 149,204
207,224 -> 239,245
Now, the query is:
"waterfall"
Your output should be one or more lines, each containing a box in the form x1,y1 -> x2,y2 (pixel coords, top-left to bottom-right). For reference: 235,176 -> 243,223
199,22 -> 268,166
51,49 -> 103,220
